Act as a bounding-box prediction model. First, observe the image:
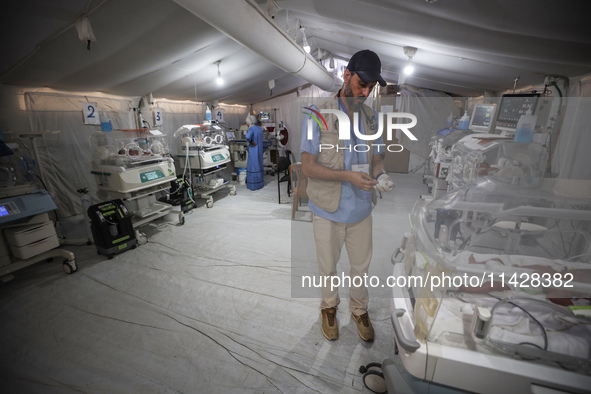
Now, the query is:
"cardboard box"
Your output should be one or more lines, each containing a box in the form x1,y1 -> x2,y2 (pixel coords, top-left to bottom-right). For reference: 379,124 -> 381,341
383,137 -> 410,173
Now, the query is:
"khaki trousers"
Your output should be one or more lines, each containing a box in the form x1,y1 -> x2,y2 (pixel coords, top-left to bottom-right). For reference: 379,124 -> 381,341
312,213 -> 372,316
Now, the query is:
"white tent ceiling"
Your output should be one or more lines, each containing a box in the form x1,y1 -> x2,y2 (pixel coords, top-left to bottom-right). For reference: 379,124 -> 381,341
2,0 -> 590,105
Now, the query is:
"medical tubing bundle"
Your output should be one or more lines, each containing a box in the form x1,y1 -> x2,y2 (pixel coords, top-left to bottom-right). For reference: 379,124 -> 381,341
182,140 -> 196,204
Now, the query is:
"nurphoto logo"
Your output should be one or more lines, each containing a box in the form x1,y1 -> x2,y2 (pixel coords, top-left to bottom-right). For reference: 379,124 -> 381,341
303,107 -> 418,152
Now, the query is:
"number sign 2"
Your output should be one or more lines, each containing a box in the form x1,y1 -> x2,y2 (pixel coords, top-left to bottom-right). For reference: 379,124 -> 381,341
83,102 -> 100,125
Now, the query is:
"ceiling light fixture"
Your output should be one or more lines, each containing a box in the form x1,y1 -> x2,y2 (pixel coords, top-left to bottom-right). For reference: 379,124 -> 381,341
75,15 -> 96,51
266,0 -> 277,19
215,60 -> 224,85
300,27 -> 311,53
403,46 -> 417,75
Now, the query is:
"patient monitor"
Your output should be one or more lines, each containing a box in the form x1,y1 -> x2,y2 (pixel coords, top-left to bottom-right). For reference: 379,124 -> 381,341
468,104 -> 496,133
494,93 -> 540,133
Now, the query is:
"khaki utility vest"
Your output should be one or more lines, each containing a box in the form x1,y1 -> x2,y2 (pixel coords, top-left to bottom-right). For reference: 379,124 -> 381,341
306,96 -> 378,212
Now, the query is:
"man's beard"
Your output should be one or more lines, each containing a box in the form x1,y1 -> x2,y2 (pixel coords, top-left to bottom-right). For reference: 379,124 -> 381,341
343,80 -> 364,109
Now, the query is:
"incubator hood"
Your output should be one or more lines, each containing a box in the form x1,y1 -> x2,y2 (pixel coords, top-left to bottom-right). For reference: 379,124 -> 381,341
90,129 -> 171,168
447,136 -> 548,190
414,176 -> 591,262
174,123 -> 228,150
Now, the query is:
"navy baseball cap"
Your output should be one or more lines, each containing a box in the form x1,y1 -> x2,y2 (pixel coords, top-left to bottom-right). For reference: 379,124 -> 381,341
346,50 -> 387,87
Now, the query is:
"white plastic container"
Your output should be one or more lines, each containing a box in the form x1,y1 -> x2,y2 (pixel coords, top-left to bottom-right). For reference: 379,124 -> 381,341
458,111 -> 470,130
237,168 -> 246,184
514,108 -> 537,142
206,106 -> 212,121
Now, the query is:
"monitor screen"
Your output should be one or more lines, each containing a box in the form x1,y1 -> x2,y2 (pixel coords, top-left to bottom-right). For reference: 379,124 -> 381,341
495,93 -> 540,131
469,104 -> 496,133
226,132 -> 234,140
0,206 -> 9,217
259,112 -> 270,121
140,170 -> 164,183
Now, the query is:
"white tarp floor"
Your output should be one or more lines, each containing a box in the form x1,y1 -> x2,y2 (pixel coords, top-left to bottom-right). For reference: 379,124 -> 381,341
0,172 -> 424,393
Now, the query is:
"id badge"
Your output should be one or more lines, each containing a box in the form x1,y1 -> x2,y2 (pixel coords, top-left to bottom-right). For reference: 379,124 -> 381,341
351,163 -> 369,175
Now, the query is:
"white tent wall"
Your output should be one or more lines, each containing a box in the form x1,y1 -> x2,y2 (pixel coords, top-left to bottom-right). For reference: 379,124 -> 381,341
1,87 -> 139,219
0,85 -> 249,219
213,104 -> 250,130
493,77 -> 591,180
391,87 -> 459,173
0,85 -> 38,133
551,97 -> 591,180
554,75 -> 591,180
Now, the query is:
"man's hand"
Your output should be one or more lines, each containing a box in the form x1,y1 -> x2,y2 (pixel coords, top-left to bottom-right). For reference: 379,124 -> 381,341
349,171 -> 378,191
374,173 -> 395,192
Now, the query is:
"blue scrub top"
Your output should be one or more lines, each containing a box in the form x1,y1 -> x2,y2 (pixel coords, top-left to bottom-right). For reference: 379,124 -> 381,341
300,101 -> 384,223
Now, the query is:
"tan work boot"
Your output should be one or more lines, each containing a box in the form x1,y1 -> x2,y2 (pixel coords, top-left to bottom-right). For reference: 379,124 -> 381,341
321,307 -> 338,340
352,312 -> 374,341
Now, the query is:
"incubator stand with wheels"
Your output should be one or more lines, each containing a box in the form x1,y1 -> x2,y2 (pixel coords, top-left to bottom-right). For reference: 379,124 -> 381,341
90,129 -> 184,242
174,123 -> 236,208
385,176 -> 591,393
446,134 -> 548,192
0,136 -> 76,280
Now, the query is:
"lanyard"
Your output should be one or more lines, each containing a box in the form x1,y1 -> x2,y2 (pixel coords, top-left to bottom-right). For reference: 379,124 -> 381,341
337,95 -> 366,164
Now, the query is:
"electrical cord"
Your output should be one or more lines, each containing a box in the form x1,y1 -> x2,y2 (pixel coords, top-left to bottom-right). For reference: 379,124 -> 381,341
489,296 -> 548,351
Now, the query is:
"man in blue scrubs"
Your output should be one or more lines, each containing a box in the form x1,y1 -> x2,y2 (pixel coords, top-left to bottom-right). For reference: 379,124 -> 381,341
301,50 -> 395,341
